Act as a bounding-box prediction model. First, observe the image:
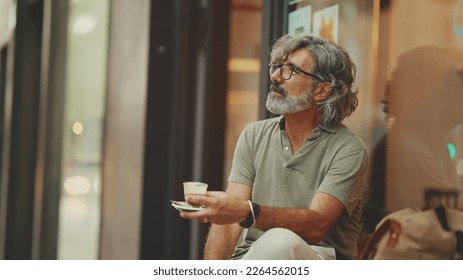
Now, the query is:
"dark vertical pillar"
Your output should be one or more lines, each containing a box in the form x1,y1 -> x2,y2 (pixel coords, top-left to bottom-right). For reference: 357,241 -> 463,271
141,0 -> 230,259
141,0 -> 196,260
0,49 -> 6,167
37,0 -> 68,259
0,46 -> 8,259
5,0 -> 44,259
197,0 -> 230,256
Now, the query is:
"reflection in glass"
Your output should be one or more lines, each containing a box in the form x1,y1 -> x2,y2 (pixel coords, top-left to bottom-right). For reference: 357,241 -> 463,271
364,46 -> 463,233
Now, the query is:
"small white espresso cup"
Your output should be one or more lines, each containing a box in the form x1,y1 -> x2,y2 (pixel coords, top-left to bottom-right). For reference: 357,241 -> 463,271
183,182 -> 208,200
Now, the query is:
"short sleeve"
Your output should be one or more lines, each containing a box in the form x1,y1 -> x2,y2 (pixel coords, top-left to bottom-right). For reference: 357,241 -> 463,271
228,125 -> 255,187
318,147 -> 369,216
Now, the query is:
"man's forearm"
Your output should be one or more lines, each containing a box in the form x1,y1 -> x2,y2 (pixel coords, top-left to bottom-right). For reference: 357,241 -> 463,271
254,192 -> 345,244
204,224 -> 242,260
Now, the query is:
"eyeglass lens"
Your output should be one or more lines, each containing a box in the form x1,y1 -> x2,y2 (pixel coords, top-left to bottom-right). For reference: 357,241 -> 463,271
269,64 -> 293,80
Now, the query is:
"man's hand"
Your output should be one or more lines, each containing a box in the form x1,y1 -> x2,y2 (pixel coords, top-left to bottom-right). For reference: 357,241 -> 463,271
179,191 -> 249,225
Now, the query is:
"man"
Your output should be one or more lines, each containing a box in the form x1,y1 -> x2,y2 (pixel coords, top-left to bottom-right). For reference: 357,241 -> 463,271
181,33 -> 368,260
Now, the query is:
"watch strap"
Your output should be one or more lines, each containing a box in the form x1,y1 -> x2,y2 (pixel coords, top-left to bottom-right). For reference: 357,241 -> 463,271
239,201 -> 261,228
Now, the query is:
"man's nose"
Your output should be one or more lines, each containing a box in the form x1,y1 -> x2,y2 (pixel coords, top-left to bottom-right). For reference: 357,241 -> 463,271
270,69 -> 284,83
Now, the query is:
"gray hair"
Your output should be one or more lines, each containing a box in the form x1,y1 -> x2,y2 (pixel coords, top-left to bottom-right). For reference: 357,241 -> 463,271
270,33 -> 358,126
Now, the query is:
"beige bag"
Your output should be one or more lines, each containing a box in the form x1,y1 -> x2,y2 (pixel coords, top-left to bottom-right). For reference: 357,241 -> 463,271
360,206 -> 463,259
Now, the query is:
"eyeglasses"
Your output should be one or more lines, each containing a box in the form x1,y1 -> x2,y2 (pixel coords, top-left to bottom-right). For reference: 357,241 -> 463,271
269,63 -> 326,82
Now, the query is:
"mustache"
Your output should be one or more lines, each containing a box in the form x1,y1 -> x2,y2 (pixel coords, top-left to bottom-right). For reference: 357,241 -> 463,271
269,83 -> 287,95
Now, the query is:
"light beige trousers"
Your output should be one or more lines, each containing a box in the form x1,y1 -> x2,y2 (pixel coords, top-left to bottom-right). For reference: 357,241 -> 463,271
240,228 -> 336,260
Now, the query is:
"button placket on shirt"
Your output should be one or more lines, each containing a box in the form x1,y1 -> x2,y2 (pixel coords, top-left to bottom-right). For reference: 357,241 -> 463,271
281,130 -> 293,165
281,126 -> 327,169
281,130 -> 305,173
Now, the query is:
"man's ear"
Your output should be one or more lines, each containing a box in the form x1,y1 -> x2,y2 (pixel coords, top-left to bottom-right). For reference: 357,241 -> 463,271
313,83 -> 332,101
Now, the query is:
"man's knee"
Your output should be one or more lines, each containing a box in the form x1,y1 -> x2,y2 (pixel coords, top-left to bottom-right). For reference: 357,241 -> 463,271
259,228 -> 302,247
242,228 -> 315,259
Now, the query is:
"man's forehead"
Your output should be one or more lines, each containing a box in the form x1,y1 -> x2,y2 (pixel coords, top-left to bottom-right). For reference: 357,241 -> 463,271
285,48 -> 314,67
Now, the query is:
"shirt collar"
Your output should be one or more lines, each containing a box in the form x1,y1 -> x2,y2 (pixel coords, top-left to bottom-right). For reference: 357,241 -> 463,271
276,116 -> 341,139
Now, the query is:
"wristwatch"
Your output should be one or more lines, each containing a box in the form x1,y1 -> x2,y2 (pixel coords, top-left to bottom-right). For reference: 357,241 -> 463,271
239,201 -> 261,228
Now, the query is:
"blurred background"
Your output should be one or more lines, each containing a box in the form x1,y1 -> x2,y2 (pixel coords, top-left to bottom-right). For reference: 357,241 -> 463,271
0,0 -> 462,259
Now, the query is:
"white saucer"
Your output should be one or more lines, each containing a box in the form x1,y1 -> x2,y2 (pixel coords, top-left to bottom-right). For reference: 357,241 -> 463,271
171,200 -> 205,212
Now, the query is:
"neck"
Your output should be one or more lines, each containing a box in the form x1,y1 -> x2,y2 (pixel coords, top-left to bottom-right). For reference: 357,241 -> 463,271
283,107 -> 318,152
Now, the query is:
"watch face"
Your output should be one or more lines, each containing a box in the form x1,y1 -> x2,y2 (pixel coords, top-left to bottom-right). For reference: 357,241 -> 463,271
239,219 -> 253,228
239,213 -> 254,228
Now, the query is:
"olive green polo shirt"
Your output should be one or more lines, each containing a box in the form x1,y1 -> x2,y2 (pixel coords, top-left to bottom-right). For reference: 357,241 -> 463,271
229,116 -> 368,260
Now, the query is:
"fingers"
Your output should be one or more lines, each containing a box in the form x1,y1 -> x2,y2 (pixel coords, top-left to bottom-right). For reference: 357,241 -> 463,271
185,192 -> 220,207
179,191 -> 232,224
185,194 -> 205,206
179,209 -> 211,223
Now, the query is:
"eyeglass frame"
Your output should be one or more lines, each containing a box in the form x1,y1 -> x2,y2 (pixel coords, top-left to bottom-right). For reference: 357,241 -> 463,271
269,63 -> 327,82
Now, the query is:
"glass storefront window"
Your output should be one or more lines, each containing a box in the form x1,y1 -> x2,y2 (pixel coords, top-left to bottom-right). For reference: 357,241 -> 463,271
375,0 -> 463,215
56,0 -> 109,259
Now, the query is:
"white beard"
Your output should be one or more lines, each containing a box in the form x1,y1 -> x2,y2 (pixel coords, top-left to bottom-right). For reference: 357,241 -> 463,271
266,86 -> 314,115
